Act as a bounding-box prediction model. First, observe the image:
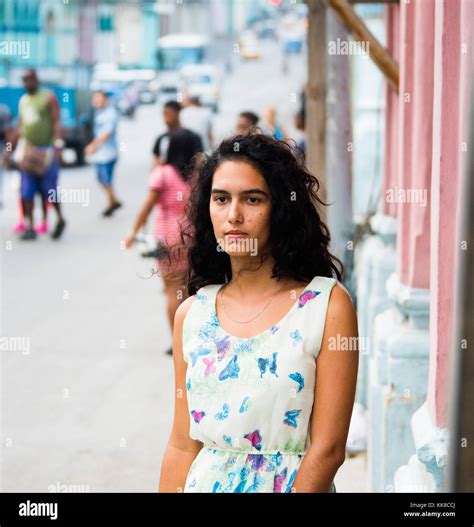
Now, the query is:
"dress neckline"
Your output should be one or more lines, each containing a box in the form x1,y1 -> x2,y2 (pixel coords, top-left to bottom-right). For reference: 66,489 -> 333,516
211,276 -> 320,341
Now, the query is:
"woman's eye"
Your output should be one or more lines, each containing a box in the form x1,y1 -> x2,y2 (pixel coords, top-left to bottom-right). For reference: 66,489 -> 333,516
214,196 -> 227,203
246,197 -> 260,204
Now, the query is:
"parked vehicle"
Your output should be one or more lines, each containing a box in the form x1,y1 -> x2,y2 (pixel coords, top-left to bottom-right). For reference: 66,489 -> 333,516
90,66 -> 159,114
156,33 -> 210,99
179,64 -> 220,113
239,31 -> 261,60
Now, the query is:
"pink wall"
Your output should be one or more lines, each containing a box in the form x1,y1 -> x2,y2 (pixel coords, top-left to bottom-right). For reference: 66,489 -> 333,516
382,5 -> 399,219
427,0 -> 462,427
384,0 -> 471,427
406,2 -> 434,289
396,1 -> 414,286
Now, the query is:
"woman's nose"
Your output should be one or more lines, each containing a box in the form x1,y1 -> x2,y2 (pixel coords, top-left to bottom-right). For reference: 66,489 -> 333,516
227,199 -> 243,223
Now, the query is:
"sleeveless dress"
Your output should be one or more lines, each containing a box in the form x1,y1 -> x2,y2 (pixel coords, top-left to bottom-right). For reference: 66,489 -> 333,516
182,275 -> 338,493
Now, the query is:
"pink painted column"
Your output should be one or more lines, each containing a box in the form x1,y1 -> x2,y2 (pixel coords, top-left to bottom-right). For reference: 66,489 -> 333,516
382,4 -> 400,220
396,1 -> 414,286
428,0 -> 463,428
396,0 -> 432,289
406,1 -> 434,289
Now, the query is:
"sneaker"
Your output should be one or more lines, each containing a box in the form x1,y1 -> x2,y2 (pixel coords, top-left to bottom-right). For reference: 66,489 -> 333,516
20,228 -> 37,241
102,201 -> 123,217
51,219 -> 66,240
12,221 -> 25,233
34,221 -> 48,234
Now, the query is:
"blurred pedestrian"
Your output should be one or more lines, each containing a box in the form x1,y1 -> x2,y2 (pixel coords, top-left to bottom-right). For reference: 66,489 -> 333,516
152,101 -> 203,169
180,95 -> 213,152
235,111 -> 260,135
261,106 -> 286,141
0,103 -> 13,209
10,69 -> 66,241
85,90 -> 122,217
292,110 -> 306,162
125,131 -> 201,356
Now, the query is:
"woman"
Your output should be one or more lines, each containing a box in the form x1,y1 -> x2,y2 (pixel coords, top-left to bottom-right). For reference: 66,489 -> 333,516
125,132 -> 198,354
159,133 -> 359,493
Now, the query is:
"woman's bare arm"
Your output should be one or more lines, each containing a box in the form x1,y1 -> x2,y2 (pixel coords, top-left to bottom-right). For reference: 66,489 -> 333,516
292,283 -> 359,492
158,295 -> 203,492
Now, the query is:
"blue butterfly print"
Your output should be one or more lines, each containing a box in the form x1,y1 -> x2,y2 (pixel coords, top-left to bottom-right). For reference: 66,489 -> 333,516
219,355 -> 240,381
215,403 -> 230,420
244,472 -> 263,493
186,379 -> 191,392
257,352 -> 279,378
283,409 -> 301,428
239,396 -> 250,413
212,481 -> 222,493
234,468 -> 254,493
234,479 -> 247,493
198,313 -> 219,341
215,335 -> 231,362
288,372 -> 305,393
271,325 -> 280,334
223,435 -> 233,446
196,292 -> 207,303
189,346 -> 212,367
270,451 -> 283,468
234,340 -> 254,354
284,468 -> 298,493
289,329 -> 302,346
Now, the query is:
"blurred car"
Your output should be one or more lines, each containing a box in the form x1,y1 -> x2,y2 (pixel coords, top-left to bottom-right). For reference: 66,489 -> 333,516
255,19 -> 277,40
91,66 -> 159,109
239,31 -> 261,60
135,81 -> 157,104
178,64 -> 220,113
156,33 -> 210,99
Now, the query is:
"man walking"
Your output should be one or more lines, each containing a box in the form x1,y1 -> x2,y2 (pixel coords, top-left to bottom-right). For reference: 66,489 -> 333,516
15,69 -> 66,240
153,101 -> 203,170
85,90 -> 122,217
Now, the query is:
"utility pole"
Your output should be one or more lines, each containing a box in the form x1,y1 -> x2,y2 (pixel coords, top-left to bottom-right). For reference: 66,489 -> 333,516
305,0 -> 327,205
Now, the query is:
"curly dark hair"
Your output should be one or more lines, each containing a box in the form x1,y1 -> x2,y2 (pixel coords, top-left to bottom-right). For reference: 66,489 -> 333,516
174,132 -> 343,295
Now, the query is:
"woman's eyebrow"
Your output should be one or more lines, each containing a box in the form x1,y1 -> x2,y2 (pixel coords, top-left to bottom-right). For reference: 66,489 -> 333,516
211,188 -> 269,197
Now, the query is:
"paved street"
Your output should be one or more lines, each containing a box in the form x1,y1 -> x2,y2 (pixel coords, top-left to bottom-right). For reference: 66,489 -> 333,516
1,38 -> 366,492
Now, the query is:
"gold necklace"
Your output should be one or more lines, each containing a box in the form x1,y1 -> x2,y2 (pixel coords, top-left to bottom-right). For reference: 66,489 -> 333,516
219,282 -> 286,325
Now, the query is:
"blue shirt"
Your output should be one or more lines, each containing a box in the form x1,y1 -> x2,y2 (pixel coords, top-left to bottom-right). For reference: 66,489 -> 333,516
93,104 -> 119,164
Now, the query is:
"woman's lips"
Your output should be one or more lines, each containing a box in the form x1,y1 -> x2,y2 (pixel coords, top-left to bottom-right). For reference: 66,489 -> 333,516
225,233 -> 248,238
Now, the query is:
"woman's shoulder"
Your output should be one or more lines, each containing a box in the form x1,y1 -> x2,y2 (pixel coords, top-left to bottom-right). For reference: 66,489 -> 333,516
175,284 -> 221,322
325,280 -> 356,324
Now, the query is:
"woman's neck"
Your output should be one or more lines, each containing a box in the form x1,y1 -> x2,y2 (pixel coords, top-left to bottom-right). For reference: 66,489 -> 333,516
226,255 -> 288,297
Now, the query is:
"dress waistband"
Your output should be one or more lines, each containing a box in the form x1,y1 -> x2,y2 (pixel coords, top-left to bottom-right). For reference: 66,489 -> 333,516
203,444 -> 307,456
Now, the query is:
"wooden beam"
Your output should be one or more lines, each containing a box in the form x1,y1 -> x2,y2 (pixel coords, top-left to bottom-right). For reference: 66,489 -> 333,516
324,0 -> 399,92
305,0 -> 327,204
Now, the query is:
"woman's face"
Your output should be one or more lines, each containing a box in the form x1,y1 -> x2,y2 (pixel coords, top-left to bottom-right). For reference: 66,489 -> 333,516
209,160 -> 272,258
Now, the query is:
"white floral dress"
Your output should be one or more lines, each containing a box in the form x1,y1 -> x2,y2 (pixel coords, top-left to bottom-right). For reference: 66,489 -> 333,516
182,275 -> 338,493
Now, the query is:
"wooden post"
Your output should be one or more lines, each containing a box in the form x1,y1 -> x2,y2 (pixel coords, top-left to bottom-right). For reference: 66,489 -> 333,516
326,7 -> 353,263
305,0 -> 327,205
